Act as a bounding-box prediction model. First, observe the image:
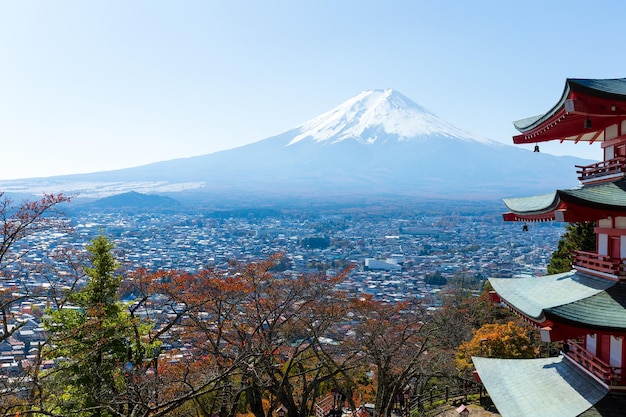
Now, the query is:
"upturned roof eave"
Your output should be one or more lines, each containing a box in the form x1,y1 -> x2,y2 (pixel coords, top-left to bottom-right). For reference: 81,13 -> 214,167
489,272 -> 616,324
503,179 -> 626,222
544,283 -> 626,331
512,78 -> 626,145
513,80 -> 572,133
514,78 -> 626,133
503,192 -> 560,217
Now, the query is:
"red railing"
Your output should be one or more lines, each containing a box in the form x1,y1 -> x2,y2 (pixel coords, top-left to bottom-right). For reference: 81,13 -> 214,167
572,251 -> 626,279
565,340 -> 625,386
315,394 -> 334,417
576,157 -> 626,183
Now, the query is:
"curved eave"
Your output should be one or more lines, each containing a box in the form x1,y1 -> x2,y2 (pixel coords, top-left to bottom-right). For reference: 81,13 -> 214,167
512,78 -> 626,145
504,180 -> 626,222
559,179 -> 626,211
489,272 -> 616,322
545,283 -> 626,331
502,192 -> 560,221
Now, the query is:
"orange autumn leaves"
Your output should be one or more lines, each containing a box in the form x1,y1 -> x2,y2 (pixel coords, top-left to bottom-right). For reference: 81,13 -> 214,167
455,321 -> 539,371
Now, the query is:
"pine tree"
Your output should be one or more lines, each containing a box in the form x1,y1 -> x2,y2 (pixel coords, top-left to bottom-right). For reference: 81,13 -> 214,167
43,235 -> 145,416
547,221 -> 596,274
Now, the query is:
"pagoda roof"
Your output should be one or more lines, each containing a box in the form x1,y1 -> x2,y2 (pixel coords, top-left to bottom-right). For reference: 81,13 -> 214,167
503,179 -> 626,222
503,192 -> 560,220
489,271 -> 614,322
473,356 -> 608,417
547,283 -> 626,330
513,78 -> 626,145
562,179 -> 626,209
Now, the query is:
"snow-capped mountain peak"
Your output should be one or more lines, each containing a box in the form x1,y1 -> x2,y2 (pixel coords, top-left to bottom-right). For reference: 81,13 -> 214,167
288,89 -> 489,146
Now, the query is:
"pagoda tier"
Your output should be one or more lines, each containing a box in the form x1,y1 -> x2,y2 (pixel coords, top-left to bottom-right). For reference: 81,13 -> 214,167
513,78 -> 626,185
513,78 -> 626,146
503,179 -> 626,223
490,273 -> 626,390
503,181 -> 626,281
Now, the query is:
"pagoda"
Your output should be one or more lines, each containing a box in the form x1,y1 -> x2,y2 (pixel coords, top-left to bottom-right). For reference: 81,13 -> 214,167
473,78 -> 626,417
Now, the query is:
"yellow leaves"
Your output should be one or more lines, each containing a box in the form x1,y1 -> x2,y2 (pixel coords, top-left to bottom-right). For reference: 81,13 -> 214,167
455,321 -> 539,371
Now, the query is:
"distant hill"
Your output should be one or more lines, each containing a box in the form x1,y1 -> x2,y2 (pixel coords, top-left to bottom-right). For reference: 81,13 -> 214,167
89,191 -> 181,209
0,89 -> 593,204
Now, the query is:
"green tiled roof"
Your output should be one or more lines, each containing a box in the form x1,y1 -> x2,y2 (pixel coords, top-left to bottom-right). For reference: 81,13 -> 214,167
473,356 -> 608,417
503,192 -> 559,214
568,78 -> 626,98
503,180 -> 626,216
560,180 -> 626,210
547,283 -> 626,330
514,78 -> 626,132
489,272 -> 614,320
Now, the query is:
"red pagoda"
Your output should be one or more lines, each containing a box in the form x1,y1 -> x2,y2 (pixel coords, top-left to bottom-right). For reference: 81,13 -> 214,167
473,78 -> 626,417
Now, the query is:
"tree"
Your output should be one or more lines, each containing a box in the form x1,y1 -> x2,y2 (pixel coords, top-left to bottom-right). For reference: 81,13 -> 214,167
0,192 -> 70,342
115,255 -> 356,417
455,321 -> 539,372
432,283 -> 518,353
42,235 -> 153,417
547,221 -> 596,274
350,297 -> 432,417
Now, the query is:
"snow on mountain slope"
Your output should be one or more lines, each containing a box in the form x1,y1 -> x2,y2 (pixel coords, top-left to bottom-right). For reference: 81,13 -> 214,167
288,89 -> 495,146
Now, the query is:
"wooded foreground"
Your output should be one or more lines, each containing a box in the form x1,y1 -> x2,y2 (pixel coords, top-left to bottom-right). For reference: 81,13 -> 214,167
0,194 -> 544,417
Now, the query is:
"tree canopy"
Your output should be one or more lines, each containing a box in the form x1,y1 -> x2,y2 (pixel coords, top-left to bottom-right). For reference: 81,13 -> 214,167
547,221 -> 596,274
455,321 -> 539,372
43,235 -> 154,417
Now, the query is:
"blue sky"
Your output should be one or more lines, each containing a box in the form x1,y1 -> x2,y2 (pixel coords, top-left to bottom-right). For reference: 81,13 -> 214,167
0,1 -> 621,179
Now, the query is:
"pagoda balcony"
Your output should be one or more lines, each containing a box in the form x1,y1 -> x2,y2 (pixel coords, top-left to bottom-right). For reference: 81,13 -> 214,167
576,157 -> 626,184
572,250 -> 626,280
565,339 -> 625,386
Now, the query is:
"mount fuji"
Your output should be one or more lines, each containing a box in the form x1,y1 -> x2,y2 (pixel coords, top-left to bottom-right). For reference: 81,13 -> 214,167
0,89 -> 591,203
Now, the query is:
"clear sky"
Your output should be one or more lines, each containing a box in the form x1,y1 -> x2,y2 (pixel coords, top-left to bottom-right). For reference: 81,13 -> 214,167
1,0 -> 621,180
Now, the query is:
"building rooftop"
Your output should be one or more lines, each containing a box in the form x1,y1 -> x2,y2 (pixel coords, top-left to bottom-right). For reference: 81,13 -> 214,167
489,271 -> 613,321
473,356 -> 607,417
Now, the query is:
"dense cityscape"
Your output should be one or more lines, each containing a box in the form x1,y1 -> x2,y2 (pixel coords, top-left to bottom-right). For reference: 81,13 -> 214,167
1,199 -> 566,378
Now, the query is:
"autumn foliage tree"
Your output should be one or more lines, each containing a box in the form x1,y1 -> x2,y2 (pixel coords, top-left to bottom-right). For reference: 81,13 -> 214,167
119,255 -> 356,417
0,192 -> 70,342
455,321 -> 539,372
350,296 -> 432,417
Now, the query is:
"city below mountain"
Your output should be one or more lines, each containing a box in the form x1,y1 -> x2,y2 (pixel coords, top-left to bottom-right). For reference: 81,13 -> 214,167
1,89 -> 591,205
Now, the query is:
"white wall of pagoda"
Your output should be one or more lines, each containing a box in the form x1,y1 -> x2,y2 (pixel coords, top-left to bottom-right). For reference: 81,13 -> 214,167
598,234 -> 608,256
607,124 -> 619,141
610,336 -> 622,368
598,218 -> 612,256
587,334 -> 597,356
603,124 -> 618,160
